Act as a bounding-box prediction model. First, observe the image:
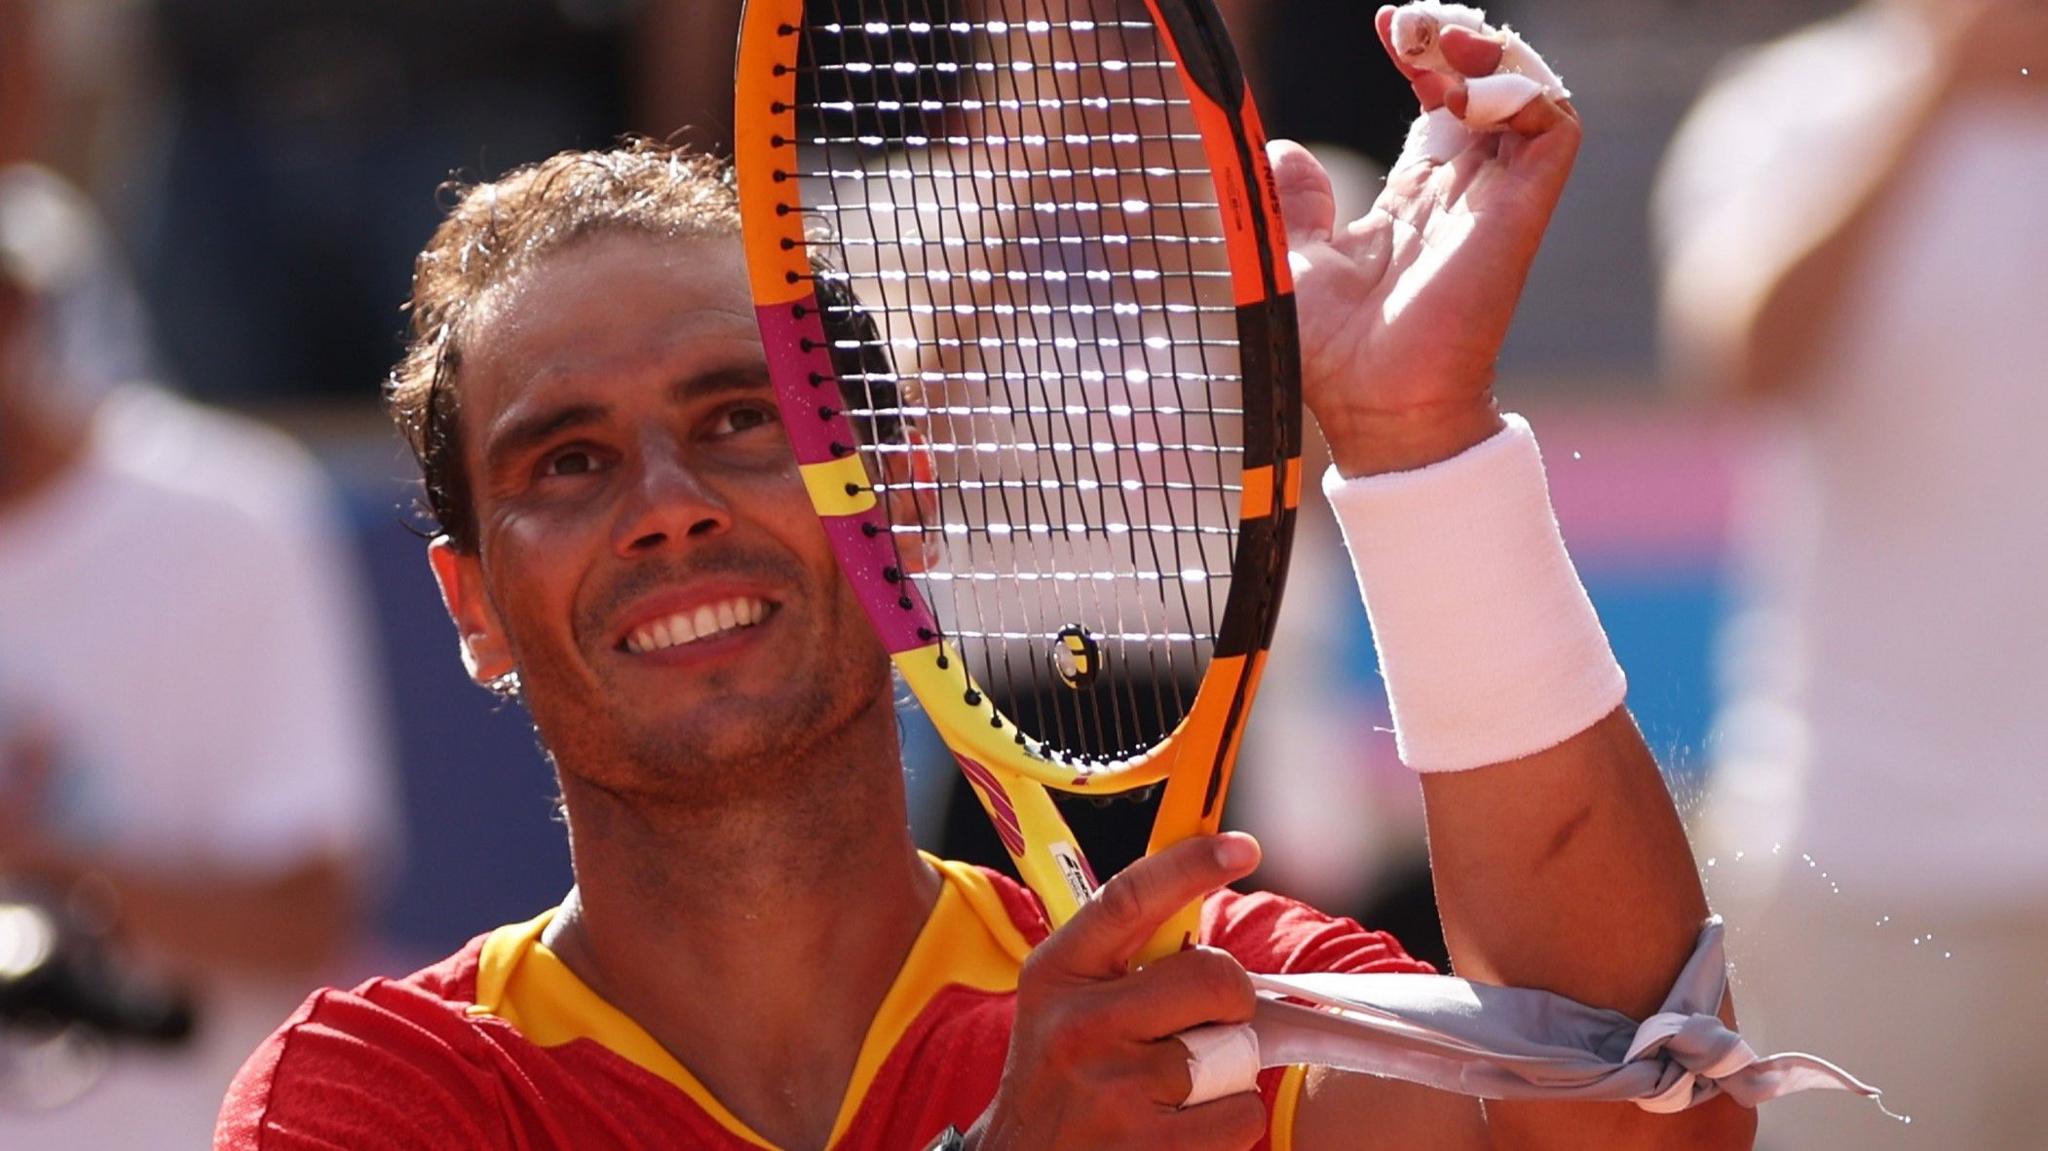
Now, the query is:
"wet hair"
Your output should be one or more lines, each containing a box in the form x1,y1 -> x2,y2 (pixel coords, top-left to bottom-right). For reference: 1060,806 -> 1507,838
387,138 -> 896,551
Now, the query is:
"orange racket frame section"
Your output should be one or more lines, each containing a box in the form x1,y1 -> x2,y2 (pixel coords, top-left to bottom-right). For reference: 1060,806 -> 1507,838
734,0 -> 1301,959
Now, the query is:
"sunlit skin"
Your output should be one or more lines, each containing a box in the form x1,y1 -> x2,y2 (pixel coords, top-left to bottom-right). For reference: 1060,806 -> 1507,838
437,235 -> 885,793
428,233 -> 940,1147
412,10 -> 1754,1145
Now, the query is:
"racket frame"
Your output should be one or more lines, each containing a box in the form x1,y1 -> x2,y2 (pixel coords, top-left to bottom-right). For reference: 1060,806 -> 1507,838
734,0 -> 1301,950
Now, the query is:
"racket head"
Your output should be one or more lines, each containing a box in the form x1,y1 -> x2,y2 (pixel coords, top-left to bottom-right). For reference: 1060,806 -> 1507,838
735,0 -> 1301,928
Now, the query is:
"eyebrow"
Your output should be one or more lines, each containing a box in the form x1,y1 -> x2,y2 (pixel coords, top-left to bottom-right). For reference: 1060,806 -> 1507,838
481,366 -> 775,473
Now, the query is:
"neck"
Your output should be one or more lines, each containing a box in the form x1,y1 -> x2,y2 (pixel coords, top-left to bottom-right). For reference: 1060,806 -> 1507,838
543,691 -> 940,1151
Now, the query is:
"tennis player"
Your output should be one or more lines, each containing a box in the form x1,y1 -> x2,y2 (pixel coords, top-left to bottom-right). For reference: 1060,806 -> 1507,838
217,12 -> 1753,1150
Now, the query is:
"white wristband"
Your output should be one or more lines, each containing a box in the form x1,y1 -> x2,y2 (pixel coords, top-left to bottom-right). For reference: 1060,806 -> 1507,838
1322,414 -> 1625,773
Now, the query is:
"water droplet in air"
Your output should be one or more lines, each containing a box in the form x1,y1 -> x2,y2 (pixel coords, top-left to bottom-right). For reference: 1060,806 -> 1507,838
1944,951 -> 1953,959
1572,451 -> 1582,460
1705,857 -> 1717,868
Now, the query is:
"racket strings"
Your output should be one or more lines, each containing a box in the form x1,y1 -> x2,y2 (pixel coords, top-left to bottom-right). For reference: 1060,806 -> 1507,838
797,0 -> 1243,764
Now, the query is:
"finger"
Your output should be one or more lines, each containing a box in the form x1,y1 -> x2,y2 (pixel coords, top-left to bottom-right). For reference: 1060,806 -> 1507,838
1501,91 -> 1570,138
1266,139 -> 1336,244
1437,25 -> 1506,77
1038,834 -> 1261,978
1374,6 -> 1427,81
1396,105 -> 1476,170
1443,73 -> 1544,128
1411,70 -> 1453,112
1124,1033 -> 1218,1109
1156,1091 -> 1268,1149
1093,946 -> 1259,1040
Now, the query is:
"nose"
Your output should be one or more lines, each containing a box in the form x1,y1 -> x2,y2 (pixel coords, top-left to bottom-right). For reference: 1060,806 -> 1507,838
611,442 -> 731,557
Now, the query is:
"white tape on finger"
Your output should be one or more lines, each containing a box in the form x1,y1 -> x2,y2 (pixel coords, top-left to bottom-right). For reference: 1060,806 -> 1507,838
1462,72 -> 1545,127
1389,2 -> 1569,144
1407,106 -> 1474,165
1175,1023 -> 1262,1107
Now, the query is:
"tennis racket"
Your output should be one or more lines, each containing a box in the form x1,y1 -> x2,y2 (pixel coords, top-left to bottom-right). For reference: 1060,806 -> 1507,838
734,0 -> 1300,961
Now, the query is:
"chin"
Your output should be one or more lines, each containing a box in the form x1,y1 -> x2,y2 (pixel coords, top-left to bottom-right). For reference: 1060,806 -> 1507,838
616,680 -> 882,793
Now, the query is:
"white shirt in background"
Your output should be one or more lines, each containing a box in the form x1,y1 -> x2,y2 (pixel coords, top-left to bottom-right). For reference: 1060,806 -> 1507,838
0,385 -> 398,1147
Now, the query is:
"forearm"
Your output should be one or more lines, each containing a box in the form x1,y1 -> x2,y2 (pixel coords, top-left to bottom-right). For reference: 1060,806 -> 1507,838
1325,414 -> 1751,1146
1423,710 -> 1702,1015
1422,714 -> 1751,1148
24,849 -> 356,977
1727,126 -> 1929,401
1682,77 -> 1948,403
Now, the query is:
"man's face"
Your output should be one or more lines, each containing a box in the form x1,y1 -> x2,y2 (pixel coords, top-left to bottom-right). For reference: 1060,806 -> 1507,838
431,233 -> 893,804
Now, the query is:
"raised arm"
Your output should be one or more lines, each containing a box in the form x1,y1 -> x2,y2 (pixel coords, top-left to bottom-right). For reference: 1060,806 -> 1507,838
1279,8 -> 1750,1147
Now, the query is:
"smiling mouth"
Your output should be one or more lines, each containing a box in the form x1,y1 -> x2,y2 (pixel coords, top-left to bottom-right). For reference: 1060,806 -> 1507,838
622,597 -> 774,654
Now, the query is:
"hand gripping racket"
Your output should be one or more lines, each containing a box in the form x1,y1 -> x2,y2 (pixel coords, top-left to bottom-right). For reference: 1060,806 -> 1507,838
735,0 -> 1300,961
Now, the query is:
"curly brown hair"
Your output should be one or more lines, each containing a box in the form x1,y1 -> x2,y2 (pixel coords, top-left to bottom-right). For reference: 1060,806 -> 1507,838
387,140 -> 754,551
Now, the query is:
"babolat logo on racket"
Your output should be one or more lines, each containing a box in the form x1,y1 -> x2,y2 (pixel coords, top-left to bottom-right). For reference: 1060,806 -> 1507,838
1048,842 -> 1097,908
1052,626 -> 1102,691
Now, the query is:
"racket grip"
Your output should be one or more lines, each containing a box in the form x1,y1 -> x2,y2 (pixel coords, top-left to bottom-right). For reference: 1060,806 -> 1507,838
1137,898 -> 1205,965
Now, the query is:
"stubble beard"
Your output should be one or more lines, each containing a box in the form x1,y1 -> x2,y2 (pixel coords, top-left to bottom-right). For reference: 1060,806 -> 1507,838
512,586 -> 898,815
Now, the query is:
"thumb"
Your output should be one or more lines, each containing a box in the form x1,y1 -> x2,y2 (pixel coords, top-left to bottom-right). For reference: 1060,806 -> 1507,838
1267,139 -> 1336,246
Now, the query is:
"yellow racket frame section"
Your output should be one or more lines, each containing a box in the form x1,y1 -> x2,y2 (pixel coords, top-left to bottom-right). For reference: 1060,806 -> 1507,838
734,0 -> 1300,954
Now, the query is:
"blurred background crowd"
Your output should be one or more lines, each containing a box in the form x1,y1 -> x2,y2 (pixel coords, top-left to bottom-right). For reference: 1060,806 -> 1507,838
0,0 -> 2040,1147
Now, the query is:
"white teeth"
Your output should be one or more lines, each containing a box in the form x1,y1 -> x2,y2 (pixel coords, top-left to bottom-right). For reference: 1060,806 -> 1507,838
625,597 -> 770,654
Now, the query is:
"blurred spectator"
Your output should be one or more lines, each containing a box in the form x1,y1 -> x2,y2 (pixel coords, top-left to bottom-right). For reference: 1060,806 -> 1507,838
1655,2 -> 2048,1146
0,163 -> 398,1145
127,0 -> 635,403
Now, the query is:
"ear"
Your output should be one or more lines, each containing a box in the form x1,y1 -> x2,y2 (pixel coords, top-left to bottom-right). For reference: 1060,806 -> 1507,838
881,425 -> 942,575
428,538 -> 517,687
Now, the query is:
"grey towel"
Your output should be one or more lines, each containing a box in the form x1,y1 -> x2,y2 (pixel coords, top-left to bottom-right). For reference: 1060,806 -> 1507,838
1248,917 -> 1887,1114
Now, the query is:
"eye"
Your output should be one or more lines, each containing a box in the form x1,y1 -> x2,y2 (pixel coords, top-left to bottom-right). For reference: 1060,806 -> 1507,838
538,445 -> 605,479
709,401 -> 782,438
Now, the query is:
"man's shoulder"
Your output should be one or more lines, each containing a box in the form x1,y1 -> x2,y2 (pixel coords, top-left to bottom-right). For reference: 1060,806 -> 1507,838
965,863 -> 1431,976
216,934 -> 503,1149
275,930 -> 494,1050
